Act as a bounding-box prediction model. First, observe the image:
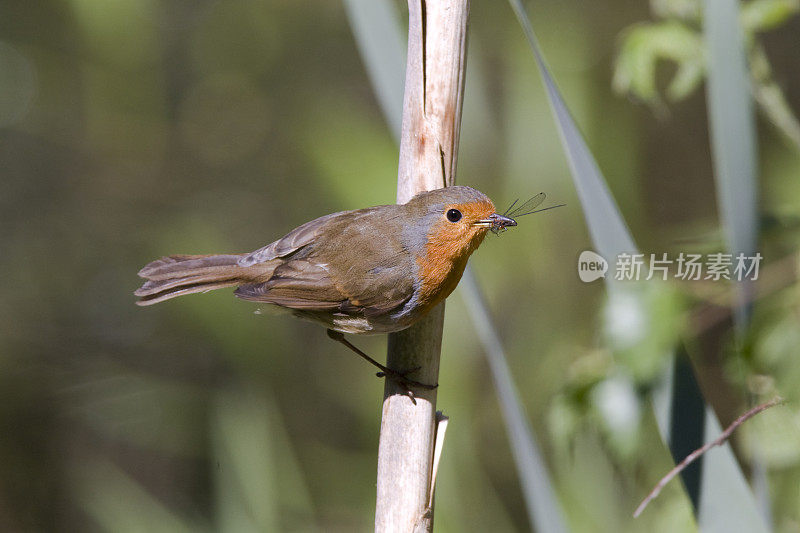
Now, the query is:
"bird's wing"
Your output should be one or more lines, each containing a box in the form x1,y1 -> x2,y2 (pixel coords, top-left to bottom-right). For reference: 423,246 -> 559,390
236,205 -> 415,316
237,211 -> 348,267
337,257 -> 416,316
233,258 -> 414,316
234,260 -> 345,309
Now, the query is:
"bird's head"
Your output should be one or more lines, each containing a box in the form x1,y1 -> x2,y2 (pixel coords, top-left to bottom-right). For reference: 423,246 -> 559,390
405,186 -> 516,262
397,186 -> 516,307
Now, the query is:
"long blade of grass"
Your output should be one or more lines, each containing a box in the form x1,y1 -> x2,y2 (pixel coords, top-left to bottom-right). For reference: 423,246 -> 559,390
508,1 -> 767,528
75,460 -> 201,533
459,268 -> 568,533
211,388 -> 316,532
702,0 -> 768,529
506,0 -> 636,266
698,409 -> 769,532
704,0 -> 759,327
342,0 -> 406,140
343,2 -> 568,531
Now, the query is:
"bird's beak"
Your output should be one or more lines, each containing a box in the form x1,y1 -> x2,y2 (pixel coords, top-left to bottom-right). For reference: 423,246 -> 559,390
474,213 -> 517,231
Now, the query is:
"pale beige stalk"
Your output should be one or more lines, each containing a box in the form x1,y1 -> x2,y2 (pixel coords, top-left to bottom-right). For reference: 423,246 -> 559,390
375,1 -> 470,531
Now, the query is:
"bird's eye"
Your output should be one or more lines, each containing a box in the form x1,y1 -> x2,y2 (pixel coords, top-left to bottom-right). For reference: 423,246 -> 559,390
446,208 -> 462,223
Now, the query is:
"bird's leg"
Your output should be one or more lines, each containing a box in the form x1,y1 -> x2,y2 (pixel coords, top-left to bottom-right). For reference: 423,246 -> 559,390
326,329 -> 438,392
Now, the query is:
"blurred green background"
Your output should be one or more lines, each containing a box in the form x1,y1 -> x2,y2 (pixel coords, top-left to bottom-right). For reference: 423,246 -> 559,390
2,0 -> 800,531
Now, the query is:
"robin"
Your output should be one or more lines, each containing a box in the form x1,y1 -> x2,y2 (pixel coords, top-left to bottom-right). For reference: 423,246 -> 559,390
136,186 -> 526,390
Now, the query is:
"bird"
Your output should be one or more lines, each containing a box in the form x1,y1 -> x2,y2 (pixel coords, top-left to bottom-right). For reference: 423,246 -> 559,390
135,186 -> 518,390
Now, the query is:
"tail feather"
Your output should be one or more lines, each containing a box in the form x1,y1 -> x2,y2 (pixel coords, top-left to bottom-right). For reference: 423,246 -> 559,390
138,254 -> 245,280
136,280 -> 242,306
135,253 -> 253,306
135,272 -> 236,298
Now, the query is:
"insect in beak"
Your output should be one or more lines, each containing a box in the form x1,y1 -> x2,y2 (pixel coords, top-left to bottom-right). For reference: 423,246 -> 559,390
475,193 -> 566,235
474,213 -> 518,234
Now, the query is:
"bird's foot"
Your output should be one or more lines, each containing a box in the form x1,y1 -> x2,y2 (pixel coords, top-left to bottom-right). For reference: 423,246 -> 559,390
376,367 -> 438,392
326,329 -> 438,400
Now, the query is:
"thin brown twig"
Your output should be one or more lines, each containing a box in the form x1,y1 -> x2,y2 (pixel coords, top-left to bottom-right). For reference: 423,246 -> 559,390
633,396 -> 784,518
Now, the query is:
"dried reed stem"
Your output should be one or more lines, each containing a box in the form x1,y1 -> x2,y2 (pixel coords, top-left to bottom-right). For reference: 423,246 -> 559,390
374,1 -> 469,531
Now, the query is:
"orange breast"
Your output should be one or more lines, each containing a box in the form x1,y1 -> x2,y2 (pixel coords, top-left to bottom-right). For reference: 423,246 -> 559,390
415,221 -> 487,309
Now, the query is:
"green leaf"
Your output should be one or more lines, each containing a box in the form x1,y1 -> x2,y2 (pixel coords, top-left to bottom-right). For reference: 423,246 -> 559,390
651,0 -> 704,22
750,44 -> 800,150
614,22 -> 705,105
741,0 -> 800,33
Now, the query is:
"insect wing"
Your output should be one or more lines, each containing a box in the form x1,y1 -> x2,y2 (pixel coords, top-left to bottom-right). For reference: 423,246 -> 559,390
507,192 -> 545,217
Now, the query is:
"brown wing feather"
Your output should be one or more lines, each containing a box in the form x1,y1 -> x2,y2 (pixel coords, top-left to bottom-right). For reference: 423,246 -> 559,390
304,209 -> 415,316
234,260 -> 347,310
237,211 -> 347,266
236,204 -> 416,317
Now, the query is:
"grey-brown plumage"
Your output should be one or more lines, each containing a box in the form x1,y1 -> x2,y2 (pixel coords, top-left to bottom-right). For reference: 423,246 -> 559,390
135,186 -> 515,334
